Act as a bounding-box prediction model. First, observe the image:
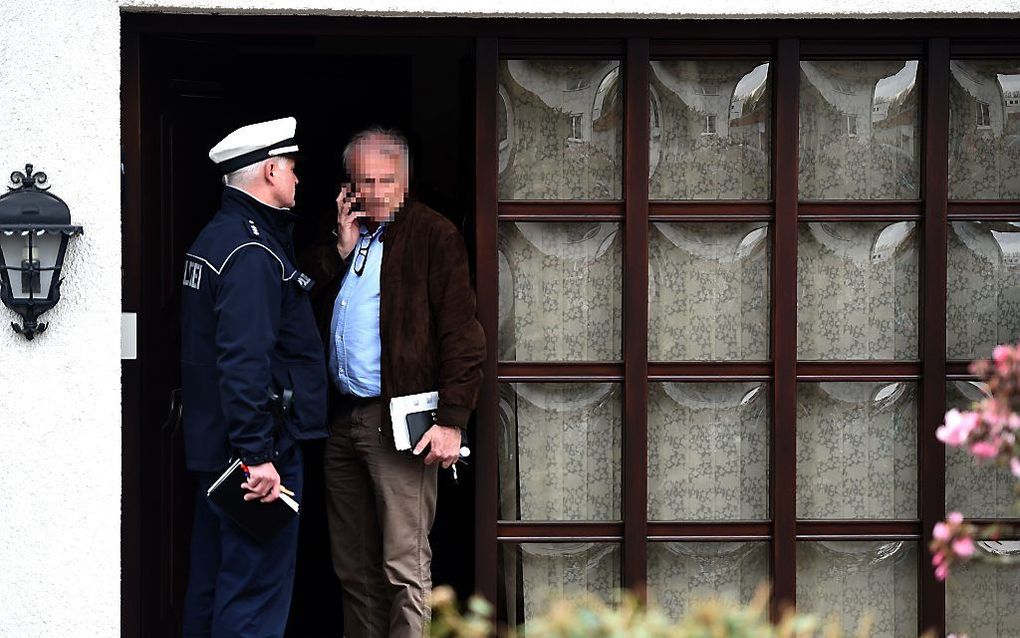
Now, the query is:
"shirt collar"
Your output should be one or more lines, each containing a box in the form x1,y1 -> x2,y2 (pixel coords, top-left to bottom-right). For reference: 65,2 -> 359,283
360,221 -> 386,240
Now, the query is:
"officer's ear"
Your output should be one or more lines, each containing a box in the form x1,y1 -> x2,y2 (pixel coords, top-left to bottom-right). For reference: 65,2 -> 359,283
262,158 -> 278,184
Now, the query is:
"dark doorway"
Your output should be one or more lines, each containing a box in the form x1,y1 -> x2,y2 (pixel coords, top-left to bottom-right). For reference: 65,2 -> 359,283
123,29 -> 476,637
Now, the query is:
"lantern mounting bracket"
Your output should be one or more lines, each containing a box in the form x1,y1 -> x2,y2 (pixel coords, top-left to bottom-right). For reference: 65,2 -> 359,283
9,164 -> 50,191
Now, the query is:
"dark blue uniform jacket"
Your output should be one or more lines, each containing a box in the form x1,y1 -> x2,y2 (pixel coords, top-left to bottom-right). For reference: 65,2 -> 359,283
180,186 -> 328,472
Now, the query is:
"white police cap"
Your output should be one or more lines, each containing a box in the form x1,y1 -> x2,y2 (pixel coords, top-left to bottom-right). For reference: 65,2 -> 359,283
209,117 -> 299,174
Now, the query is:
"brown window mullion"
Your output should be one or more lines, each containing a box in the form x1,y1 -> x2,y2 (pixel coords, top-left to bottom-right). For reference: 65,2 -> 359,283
796,361 -> 922,379
919,36 -> 950,638
800,40 -> 925,60
797,520 -> 921,537
497,521 -> 624,540
950,40 -> 1020,58
649,40 -> 773,59
648,201 -> 773,222
771,37 -> 800,620
498,201 -> 625,222
648,361 -> 772,380
947,202 -> 1020,219
945,362 -> 975,377
622,36 -> 650,600
647,521 -> 772,539
497,362 -> 624,381
474,35 -> 501,611
958,518 -> 1020,533
797,201 -> 923,221
497,39 -> 624,59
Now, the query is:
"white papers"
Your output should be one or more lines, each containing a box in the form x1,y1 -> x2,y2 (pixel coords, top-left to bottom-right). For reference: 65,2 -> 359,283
207,459 -> 243,496
389,391 -> 439,451
278,493 -> 299,514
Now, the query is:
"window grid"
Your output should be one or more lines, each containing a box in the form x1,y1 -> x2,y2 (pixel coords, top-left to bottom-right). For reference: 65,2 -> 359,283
477,34 -> 1020,636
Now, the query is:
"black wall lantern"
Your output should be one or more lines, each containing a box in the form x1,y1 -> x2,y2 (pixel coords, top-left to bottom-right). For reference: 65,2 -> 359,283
0,165 -> 84,340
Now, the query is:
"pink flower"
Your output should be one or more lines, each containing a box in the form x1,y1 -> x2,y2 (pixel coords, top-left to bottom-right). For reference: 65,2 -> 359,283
982,406 -> 1007,429
948,511 -> 964,525
935,562 -> 949,581
970,441 -> 999,459
993,344 -> 1011,364
935,425 -> 957,445
952,536 -> 976,558
938,409 -> 980,446
932,550 -> 946,566
993,344 -> 1014,375
933,522 -> 951,541
1011,457 -> 1020,478
1009,414 -> 1020,431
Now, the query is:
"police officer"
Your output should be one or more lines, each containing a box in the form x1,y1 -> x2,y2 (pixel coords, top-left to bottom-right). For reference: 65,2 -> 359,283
179,117 -> 327,638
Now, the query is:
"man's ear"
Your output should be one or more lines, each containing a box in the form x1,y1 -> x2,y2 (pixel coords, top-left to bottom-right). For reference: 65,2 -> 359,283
262,159 -> 277,183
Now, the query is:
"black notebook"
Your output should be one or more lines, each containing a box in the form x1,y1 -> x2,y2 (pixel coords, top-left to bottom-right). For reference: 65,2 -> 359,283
405,410 -> 437,450
207,459 -> 299,541
389,391 -> 439,452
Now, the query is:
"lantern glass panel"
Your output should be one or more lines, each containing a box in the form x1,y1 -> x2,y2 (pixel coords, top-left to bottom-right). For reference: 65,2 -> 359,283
0,232 -> 61,300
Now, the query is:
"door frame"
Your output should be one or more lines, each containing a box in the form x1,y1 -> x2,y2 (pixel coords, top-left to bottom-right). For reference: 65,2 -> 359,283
123,13 -> 1020,638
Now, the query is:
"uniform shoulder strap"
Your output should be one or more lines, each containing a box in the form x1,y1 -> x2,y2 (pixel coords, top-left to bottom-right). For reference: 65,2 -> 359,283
186,243 -> 295,281
185,217 -> 298,281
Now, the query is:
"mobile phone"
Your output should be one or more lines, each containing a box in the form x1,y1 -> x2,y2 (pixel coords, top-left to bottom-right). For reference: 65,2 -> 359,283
341,178 -> 367,217
350,192 -> 366,215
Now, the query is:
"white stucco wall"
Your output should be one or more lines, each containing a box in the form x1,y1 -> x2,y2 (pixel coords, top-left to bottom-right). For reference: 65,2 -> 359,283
0,1 -> 122,637
0,1 -> 1017,637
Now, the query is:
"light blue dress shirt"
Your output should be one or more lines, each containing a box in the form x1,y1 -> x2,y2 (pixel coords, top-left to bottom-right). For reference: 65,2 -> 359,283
329,224 -> 385,397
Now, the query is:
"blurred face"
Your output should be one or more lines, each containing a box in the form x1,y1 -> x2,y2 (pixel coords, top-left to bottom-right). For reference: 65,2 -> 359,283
349,142 -> 408,222
268,157 -> 299,208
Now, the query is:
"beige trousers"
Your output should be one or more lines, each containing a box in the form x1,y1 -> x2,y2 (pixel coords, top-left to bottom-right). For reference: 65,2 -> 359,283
324,399 -> 439,638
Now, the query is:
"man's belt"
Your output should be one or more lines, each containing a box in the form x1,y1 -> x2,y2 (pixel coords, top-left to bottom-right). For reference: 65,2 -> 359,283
335,393 -> 379,408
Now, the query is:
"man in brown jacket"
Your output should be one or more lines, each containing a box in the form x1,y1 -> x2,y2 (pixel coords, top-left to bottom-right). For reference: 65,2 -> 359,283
302,127 -> 485,638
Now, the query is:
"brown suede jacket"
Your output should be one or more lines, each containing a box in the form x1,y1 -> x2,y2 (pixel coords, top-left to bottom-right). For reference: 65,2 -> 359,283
301,199 -> 486,433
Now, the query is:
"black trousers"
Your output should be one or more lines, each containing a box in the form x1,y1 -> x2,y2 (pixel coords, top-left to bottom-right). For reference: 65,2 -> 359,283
182,445 -> 304,638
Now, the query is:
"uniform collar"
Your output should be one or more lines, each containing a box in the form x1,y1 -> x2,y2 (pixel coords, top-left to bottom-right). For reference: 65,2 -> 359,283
222,185 -> 299,231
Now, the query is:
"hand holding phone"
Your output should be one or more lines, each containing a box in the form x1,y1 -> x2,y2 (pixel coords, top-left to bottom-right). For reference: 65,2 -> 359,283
335,183 -> 364,260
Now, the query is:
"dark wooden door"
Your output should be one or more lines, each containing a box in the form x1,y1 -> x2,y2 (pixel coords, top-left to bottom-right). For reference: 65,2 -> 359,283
131,37 -> 243,638
153,89 -> 233,637
124,29 -> 476,637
